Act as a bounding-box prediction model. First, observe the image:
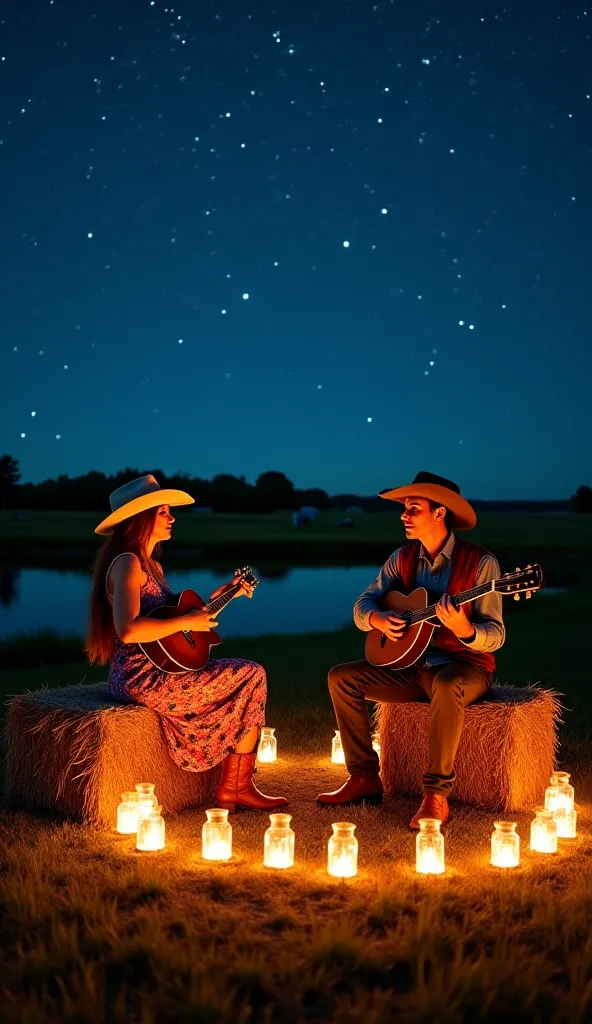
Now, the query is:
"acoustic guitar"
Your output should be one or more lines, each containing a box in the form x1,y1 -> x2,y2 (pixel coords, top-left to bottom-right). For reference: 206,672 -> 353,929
139,566 -> 259,674
365,563 -> 544,669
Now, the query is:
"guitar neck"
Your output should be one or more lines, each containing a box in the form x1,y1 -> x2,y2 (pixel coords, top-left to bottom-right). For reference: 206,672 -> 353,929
408,581 -> 494,625
203,585 -> 242,616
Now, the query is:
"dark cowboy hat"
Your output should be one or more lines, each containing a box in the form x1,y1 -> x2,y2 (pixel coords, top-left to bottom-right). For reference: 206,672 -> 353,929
379,471 -> 476,530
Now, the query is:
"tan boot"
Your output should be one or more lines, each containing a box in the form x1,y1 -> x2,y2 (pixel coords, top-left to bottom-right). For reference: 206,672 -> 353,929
409,793 -> 449,830
216,752 -> 288,813
316,774 -> 383,807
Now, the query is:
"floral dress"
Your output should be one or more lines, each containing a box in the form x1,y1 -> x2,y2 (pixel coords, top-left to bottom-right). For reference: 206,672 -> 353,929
106,552 -> 266,772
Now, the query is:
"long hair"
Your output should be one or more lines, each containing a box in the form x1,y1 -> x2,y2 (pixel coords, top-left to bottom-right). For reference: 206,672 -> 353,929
86,507 -> 163,665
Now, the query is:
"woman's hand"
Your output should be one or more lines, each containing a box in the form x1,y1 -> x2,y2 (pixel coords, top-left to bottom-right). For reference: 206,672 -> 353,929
182,608 -> 219,632
210,579 -> 255,600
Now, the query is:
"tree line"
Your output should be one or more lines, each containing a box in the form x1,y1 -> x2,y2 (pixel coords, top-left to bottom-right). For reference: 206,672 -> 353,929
0,455 -> 590,514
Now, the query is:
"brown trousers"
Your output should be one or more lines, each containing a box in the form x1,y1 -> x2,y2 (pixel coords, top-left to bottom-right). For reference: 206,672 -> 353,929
327,658 -> 491,797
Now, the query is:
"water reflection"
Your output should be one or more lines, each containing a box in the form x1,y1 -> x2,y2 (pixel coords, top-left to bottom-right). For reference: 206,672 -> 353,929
0,563 -> 567,640
0,563 -> 376,639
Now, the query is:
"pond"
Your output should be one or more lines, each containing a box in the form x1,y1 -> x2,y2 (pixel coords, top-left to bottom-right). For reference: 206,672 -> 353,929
0,564 -> 564,641
0,564 -> 382,640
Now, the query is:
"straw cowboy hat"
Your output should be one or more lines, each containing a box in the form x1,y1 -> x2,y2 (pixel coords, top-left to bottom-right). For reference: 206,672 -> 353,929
379,470 -> 476,530
94,474 -> 195,535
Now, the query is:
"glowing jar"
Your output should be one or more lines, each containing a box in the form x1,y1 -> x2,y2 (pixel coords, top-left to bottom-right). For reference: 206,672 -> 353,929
554,806 -> 577,839
257,727 -> 277,763
264,813 -> 295,869
331,730 -> 345,764
327,822 -> 358,877
544,772 -> 574,813
135,782 -> 158,814
372,732 -> 381,758
136,805 -> 165,852
530,808 -> 557,853
202,808 -> 232,860
490,821 -> 520,868
416,818 -> 445,875
116,791 -> 140,834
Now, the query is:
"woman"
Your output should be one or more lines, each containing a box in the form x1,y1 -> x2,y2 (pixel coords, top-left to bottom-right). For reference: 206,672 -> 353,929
86,474 -> 287,813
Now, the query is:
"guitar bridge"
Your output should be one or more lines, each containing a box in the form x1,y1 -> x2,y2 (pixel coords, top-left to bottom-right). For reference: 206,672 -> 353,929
181,630 -> 196,648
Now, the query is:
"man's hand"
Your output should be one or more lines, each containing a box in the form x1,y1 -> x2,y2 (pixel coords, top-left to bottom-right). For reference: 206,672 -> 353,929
435,593 -> 475,639
369,610 -> 408,641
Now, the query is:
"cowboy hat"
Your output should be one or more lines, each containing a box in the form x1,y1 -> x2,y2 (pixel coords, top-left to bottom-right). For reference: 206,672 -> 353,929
94,474 -> 195,536
379,471 -> 476,530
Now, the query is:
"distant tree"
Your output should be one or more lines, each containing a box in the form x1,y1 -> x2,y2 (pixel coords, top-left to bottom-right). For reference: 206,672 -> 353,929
294,487 -> 330,511
570,485 -> 592,513
0,454 -> 21,510
210,473 -> 254,512
255,471 -> 295,512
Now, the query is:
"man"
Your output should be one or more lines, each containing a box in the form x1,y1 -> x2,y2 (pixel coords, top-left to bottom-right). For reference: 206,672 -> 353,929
317,471 -> 505,828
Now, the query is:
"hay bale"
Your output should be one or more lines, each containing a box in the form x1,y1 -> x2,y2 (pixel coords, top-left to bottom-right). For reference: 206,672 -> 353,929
377,685 -> 562,811
4,682 -> 221,824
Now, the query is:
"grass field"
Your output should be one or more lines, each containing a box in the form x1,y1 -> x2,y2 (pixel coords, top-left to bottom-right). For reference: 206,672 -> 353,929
0,509 -> 590,582
1,513 -> 591,1021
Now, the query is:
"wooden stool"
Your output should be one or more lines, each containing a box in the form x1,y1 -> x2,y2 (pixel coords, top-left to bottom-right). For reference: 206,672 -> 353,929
377,685 -> 561,811
4,682 -> 221,824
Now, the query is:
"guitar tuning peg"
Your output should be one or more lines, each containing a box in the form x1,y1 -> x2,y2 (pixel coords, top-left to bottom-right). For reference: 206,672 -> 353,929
526,564 -> 532,569
526,591 -> 532,599
515,566 -> 520,572
514,593 -> 521,601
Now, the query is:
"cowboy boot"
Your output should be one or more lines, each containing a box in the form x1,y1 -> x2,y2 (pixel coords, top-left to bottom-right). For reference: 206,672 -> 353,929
317,774 -> 383,807
216,752 -> 288,813
409,792 -> 449,830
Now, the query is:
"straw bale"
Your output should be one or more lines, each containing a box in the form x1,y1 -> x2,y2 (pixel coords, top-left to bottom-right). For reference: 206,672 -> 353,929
4,682 -> 221,824
377,685 -> 562,811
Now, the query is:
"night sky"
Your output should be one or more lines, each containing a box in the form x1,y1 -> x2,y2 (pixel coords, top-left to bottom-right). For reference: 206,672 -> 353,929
1,0 -> 590,500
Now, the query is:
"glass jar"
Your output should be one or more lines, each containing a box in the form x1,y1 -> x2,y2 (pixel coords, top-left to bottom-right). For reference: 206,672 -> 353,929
544,772 -> 574,813
202,808 -> 232,860
264,813 -> 295,869
327,822 -> 358,877
530,808 -> 557,853
135,782 -> 158,815
490,821 -> 520,868
136,805 -> 165,851
257,727 -> 277,763
554,806 -> 577,839
416,818 -> 445,874
116,791 -> 140,834
331,729 -> 345,764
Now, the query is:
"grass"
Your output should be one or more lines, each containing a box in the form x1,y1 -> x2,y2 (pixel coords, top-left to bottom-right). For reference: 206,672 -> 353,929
1,509 -> 591,586
2,591 -> 592,1020
1,508 -> 591,1021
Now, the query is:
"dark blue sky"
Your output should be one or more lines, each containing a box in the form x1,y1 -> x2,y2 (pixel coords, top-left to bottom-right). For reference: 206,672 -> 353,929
1,0 -> 590,499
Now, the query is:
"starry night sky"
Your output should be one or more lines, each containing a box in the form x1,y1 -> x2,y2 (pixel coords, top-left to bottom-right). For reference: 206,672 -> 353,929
1,0 -> 590,500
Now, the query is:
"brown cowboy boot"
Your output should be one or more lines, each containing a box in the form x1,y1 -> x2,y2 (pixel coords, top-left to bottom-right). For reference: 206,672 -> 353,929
216,752 -> 288,813
409,792 -> 449,830
317,774 -> 383,807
